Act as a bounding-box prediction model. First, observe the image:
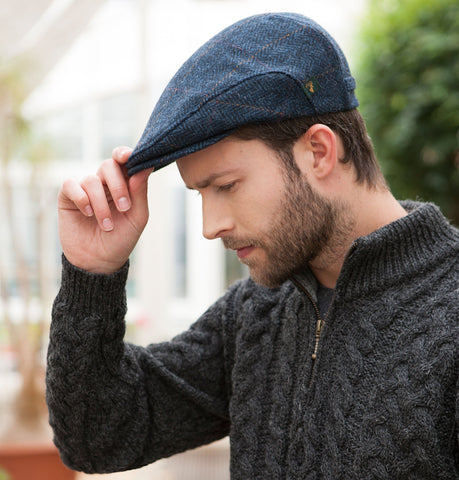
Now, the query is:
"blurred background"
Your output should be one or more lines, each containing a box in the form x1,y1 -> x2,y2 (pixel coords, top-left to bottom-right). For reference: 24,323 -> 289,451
0,0 -> 457,479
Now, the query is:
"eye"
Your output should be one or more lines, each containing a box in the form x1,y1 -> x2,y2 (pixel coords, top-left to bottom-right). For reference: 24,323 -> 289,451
216,182 -> 236,192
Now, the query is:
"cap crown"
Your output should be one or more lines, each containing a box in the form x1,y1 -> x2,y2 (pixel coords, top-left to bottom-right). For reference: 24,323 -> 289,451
127,12 -> 358,175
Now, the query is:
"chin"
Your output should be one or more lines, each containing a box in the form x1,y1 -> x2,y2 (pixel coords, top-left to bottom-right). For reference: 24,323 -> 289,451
249,271 -> 285,289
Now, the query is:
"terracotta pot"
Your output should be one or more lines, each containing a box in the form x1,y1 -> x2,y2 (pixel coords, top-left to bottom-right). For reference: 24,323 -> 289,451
0,441 -> 76,480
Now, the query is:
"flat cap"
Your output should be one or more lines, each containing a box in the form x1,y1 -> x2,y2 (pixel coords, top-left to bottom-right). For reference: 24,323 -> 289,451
127,12 -> 358,175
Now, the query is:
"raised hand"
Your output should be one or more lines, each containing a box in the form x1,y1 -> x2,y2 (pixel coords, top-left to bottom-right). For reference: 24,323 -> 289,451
57,147 -> 153,274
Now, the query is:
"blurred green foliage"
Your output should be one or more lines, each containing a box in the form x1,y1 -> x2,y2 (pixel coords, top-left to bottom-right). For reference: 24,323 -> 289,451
356,0 -> 459,224
0,467 -> 10,480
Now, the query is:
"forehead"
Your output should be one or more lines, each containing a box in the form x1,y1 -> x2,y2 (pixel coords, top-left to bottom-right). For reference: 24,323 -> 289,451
176,136 -> 282,187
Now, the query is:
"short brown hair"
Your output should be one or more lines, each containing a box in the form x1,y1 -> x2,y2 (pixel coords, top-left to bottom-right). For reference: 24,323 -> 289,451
234,109 -> 386,189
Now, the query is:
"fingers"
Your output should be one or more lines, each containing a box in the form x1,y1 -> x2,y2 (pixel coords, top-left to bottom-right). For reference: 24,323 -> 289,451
59,178 -> 95,217
59,147 -> 152,233
58,159 -> 127,232
97,158 -> 132,214
59,146 -> 152,233
83,175 -> 115,231
59,175 -> 115,232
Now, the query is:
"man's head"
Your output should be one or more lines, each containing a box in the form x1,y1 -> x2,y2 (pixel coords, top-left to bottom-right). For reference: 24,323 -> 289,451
127,12 -> 389,286
176,125 -> 357,287
127,12 -> 360,176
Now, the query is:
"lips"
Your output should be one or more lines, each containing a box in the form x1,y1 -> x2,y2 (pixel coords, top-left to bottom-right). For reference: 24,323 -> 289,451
236,246 -> 255,259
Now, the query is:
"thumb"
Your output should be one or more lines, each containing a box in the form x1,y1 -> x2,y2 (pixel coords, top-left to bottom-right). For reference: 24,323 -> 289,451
129,167 -> 154,198
112,146 -> 133,165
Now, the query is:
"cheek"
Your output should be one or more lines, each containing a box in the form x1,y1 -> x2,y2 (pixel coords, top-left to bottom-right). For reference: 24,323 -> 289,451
232,171 -> 286,232
239,191 -> 284,232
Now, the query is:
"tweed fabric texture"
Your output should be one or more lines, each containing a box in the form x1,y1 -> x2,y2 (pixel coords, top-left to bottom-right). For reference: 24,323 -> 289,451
47,202 -> 459,478
126,13 -> 358,176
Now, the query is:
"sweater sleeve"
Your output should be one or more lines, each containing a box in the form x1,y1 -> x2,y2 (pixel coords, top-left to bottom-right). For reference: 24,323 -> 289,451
457,373 -> 459,448
46,257 -> 232,474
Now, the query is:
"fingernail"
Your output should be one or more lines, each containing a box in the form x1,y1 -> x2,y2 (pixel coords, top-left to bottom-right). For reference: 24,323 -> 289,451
85,205 -> 94,216
118,197 -> 130,211
102,218 -> 113,231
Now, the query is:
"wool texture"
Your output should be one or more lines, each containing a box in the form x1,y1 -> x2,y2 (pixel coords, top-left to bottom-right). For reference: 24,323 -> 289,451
46,202 -> 459,479
126,13 -> 358,176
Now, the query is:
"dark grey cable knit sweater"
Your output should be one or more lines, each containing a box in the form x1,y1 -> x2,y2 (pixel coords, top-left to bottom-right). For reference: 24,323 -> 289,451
46,202 -> 459,479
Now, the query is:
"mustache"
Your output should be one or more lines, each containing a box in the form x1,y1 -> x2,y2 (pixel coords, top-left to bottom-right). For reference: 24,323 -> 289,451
222,236 -> 262,250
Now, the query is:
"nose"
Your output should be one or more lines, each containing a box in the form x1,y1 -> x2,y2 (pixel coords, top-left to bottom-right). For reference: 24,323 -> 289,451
202,195 -> 234,240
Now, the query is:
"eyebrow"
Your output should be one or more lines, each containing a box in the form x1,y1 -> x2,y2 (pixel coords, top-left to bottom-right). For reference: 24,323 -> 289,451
186,169 -> 238,190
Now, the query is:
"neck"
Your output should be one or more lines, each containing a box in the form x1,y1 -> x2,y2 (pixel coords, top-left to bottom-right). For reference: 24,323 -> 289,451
310,188 -> 407,288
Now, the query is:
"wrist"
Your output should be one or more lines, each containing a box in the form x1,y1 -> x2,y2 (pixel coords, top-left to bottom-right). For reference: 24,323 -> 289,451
63,253 -> 129,275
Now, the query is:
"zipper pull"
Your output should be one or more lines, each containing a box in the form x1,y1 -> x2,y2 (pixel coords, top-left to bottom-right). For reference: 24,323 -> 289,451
311,317 -> 324,360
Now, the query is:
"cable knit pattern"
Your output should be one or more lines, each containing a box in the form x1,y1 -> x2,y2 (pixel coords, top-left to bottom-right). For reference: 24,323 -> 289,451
46,202 -> 459,478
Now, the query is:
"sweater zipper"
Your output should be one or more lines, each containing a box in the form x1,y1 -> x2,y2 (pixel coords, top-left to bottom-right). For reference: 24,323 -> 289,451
294,241 -> 359,386
292,281 -> 327,386
309,295 -> 326,387
307,294 -> 324,363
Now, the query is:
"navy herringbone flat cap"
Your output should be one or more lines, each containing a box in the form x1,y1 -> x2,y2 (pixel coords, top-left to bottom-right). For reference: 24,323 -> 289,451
127,12 -> 359,175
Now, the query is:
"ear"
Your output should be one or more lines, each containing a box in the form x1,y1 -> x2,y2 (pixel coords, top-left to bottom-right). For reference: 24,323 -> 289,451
295,124 -> 338,180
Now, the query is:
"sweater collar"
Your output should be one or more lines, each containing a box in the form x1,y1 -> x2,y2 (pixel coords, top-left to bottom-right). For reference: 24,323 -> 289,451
293,201 -> 458,299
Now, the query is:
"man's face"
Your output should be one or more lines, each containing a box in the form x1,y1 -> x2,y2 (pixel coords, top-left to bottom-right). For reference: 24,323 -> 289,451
177,136 -> 345,287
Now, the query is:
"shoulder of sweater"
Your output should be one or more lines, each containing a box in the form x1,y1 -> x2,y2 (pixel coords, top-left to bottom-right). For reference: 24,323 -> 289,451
400,200 -> 459,242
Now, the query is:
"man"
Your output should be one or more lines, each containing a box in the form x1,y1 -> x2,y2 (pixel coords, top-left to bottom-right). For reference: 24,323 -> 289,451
46,13 -> 459,478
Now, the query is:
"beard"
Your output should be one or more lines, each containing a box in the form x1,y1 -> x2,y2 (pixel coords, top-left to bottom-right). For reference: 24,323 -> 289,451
223,173 -> 352,288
